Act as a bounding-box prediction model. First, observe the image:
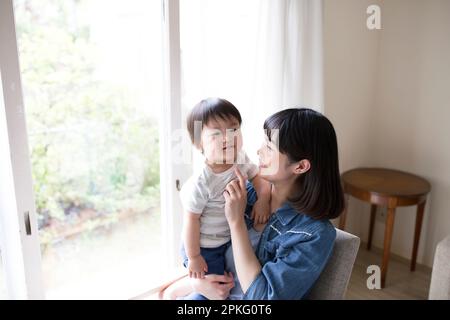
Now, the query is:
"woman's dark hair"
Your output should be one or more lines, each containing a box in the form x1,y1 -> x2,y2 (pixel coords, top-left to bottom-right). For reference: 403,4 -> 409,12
264,108 -> 345,220
187,97 -> 242,148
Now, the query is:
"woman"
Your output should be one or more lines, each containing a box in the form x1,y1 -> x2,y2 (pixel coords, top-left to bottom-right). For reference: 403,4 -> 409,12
162,108 -> 344,300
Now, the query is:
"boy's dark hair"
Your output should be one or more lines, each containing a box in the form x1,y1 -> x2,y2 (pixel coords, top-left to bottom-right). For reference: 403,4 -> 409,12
264,108 -> 345,220
187,98 -> 242,148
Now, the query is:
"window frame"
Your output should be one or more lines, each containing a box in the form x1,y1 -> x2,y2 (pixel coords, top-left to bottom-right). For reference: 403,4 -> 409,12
0,0 -> 45,299
160,0 -> 191,270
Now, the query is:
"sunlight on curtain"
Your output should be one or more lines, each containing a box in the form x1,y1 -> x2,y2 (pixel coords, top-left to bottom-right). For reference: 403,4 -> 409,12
180,0 -> 324,163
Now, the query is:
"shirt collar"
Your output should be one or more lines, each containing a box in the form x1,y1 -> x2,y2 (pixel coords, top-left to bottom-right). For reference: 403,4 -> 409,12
274,203 -> 299,226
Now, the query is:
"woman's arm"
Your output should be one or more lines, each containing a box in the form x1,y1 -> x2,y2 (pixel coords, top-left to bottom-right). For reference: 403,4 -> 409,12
228,220 -> 262,292
242,226 -> 336,300
223,168 -> 262,292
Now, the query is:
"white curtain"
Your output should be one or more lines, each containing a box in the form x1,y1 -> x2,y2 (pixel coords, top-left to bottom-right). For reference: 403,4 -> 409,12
245,0 -> 324,157
180,0 -> 324,161
252,0 -> 323,110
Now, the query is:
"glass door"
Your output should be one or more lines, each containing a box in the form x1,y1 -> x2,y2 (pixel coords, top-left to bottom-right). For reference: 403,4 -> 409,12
13,0 -> 166,299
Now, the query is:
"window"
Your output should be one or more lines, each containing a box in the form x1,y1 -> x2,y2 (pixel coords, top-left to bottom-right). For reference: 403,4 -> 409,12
13,0 -> 166,299
2,0 -> 276,299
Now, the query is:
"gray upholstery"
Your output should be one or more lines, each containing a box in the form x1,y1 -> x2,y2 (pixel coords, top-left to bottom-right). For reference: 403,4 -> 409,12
429,234 -> 450,300
307,228 -> 360,300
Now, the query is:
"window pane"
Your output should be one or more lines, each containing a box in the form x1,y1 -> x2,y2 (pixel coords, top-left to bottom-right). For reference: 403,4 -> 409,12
14,0 -> 164,299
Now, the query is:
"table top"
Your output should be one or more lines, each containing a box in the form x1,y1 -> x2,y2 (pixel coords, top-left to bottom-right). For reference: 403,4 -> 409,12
342,168 -> 431,197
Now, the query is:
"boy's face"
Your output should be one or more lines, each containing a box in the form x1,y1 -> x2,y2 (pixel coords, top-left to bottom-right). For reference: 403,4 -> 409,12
200,116 -> 243,165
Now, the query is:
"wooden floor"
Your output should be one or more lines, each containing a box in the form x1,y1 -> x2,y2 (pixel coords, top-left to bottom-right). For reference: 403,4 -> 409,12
345,243 -> 432,300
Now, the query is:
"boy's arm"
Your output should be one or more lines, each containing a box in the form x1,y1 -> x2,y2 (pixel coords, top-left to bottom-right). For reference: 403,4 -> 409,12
249,174 -> 272,224
250,174 -> 271,197
183,211 -> 201,258
183,211 -> 208,278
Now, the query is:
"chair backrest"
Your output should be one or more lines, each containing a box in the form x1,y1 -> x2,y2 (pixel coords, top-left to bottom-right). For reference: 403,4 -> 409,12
307,228 -> 360,300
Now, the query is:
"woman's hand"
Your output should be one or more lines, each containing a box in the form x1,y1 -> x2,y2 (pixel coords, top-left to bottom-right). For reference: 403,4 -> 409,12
190,272 -> 235,300
223,168 -> 247,226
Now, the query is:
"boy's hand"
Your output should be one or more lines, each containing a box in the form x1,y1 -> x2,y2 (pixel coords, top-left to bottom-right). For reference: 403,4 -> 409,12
188,255 -> 208,279
251,199 -> 271,224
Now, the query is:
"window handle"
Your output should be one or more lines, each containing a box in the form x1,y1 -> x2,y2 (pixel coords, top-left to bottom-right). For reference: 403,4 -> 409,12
176,179 -> 181,191
24,211 -> 32,235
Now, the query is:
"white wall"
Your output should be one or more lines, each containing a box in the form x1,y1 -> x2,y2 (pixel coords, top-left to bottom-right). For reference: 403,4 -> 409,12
324,0 -> 450,267
371,0 -> 450,267
324,0 -> 381,235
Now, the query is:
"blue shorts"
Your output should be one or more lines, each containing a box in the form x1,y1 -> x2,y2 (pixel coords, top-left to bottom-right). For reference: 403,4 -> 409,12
181,241 -> 231,300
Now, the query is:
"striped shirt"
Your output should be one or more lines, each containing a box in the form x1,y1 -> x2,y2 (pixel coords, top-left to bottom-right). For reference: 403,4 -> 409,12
180,151 -> 258,248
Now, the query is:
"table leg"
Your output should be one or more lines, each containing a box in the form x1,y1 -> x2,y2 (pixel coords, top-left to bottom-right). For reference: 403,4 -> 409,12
338,194 -> 349,230
381,207 -> 396,288
411,200 -> 426,271
367,204 -> 377,250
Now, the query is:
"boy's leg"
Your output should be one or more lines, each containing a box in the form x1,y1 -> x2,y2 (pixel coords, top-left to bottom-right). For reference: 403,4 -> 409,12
161,276 -> 193,300
183,244 -> 228,300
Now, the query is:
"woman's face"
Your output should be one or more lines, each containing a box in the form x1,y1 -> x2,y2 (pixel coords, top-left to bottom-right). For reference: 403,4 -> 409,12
257,135 -> 296,182
200,117 -> 243,164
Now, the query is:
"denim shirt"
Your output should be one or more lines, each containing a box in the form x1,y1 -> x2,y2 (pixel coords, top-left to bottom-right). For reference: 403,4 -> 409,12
242,183 -> 336,300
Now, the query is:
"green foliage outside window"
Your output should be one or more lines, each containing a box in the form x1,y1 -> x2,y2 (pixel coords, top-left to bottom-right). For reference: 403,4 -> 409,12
15,0 -> 160,243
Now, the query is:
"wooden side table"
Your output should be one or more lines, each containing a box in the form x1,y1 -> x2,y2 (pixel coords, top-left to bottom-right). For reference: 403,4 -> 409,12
338,168 -> 431,288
